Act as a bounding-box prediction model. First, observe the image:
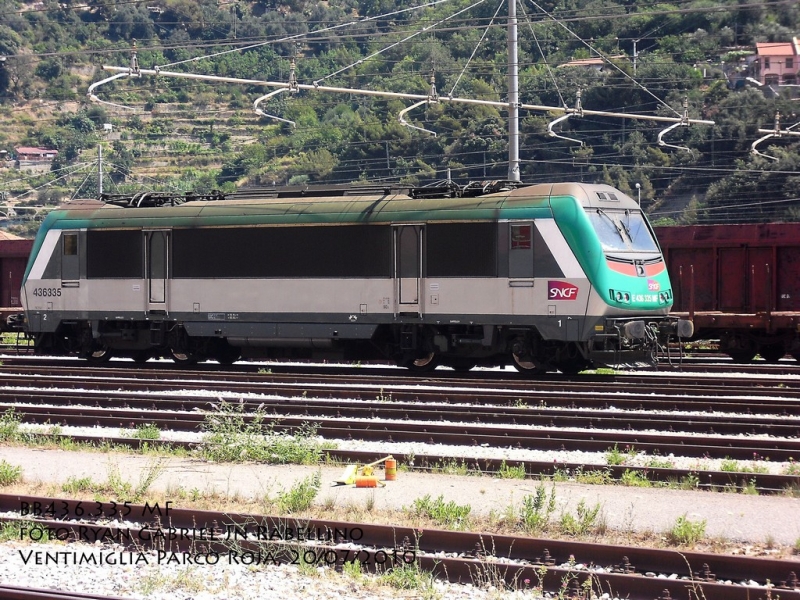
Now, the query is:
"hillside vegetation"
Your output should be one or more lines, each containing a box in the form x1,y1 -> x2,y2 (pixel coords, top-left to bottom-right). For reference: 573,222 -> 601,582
0,0 -> 798,234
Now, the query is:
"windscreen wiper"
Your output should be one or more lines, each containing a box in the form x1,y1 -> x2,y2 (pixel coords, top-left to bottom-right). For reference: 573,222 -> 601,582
596,208 -> 626,242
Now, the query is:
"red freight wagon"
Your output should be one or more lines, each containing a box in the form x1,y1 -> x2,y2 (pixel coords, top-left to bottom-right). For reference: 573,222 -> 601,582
0,235 -> 33,329
654,223 -> 800,363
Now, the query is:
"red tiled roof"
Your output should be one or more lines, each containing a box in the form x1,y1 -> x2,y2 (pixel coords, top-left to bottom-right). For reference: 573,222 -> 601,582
15,147 -> 58,155
756,42 -> 794,57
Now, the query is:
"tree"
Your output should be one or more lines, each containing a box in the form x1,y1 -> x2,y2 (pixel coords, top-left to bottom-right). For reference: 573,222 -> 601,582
4,54 -> 34,99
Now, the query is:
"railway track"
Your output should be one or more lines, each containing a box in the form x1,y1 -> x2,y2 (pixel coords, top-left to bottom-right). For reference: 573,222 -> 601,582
2,352 -> 800,378
1,362 -> 800,407
0,587 -> 126,600
1,368 -> 799,447
16,429 -> 800,494
9,400 -> 800,462
1,494 -> 797,600
0,363 -> 799,491
1,360 -> 799,597
4,387 -> 797,437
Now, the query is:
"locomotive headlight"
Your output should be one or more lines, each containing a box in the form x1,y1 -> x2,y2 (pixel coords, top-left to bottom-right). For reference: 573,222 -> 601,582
609,289 -> 631,304
658,290 -> 673,304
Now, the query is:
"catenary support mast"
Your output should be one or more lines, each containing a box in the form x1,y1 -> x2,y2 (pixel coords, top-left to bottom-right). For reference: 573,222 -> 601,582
507,0 -> 520,181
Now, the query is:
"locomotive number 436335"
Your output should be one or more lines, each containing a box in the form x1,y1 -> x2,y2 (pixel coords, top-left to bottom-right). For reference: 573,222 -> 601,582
32,287 -> 61,297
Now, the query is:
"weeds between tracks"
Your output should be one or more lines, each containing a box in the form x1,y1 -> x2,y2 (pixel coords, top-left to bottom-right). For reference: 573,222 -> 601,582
201,399 -> 334,464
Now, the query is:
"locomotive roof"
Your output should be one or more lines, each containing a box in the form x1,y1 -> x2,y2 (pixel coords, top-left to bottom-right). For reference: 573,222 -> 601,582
43,182 -> 637,229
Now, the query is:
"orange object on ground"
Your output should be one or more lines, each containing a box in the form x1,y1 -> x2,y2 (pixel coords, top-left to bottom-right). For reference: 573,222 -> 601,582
355,475 -> 379,488
384,458 -> 397,481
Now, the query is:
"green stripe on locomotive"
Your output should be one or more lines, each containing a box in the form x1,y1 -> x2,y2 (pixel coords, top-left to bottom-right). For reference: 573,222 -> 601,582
22,192 -> 557,283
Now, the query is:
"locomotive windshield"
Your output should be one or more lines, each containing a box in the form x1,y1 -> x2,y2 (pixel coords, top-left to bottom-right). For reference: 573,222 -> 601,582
588,208 -> 659,253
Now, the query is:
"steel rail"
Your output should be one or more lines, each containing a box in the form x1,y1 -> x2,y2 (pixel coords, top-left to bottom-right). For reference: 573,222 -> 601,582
0,388 -> 794,438
0,587 -> 130,600
2,359 -> 800,395
1,495 -> 797,600
9,403 -> 800,461
0,371 -> 799,416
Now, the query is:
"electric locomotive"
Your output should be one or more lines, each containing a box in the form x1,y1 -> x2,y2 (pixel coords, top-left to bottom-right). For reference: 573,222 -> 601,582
20,181 -> 692,373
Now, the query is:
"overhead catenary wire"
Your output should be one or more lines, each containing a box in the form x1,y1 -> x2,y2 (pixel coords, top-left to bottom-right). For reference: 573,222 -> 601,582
96,64 -> 715,127
1,161 -> 96,192
85,0 -> 715,183
14,0 -> 796,211
521,0 -> 682,119
447,0 -> 505,98
10,162 -> 94,202
312,0 -> 488,87
517,1 -> 565,109
156,0 -> 458,70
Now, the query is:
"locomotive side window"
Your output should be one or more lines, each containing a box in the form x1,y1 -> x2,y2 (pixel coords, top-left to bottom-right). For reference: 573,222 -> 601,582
148,231 -> 167,304
509,223 -> 533,278
426,223 -> 496,277
61,232 -> 79,281
87,230 -> 143,278
63,234 -> 77,256
508,222 -> 564,278
173,225 -> 391,278
510,225 -> 531,250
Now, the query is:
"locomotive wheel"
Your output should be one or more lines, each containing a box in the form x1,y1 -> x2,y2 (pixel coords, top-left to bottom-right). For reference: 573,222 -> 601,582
556,359 -> 589,375
215,348 -> 241,365
511,353 -> 545,375
170,349 -> 198,366
87,346 -> 112,363
450,361 -> 476,373
759,345 -> 785,363
404,352 -> 438,372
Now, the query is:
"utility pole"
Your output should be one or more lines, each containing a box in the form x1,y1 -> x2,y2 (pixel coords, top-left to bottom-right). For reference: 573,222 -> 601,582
507,0 -> 520,181
97,144 -> 103,197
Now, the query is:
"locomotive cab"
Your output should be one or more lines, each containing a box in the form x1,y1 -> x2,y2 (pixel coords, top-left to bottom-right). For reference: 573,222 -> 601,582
546,183 -> 692,366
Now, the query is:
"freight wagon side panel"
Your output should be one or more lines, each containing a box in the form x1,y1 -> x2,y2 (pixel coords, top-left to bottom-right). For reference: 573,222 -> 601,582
748,247 -> 773,313
656,223 -> 800,315
777,246 -> 800,311
717,247 -> 745,312
665,248 -> 716,312
1,256 -> 27,307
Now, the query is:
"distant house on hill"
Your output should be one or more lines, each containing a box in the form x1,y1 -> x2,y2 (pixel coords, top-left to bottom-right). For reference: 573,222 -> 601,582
15,146 -> 58,172
753,38 -> 800,87
558,55 -> 626,72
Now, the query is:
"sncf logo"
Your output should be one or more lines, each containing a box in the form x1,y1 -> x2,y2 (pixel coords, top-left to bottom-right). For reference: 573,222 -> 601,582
548,281 -> 579,300
647,279 -> 661,291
